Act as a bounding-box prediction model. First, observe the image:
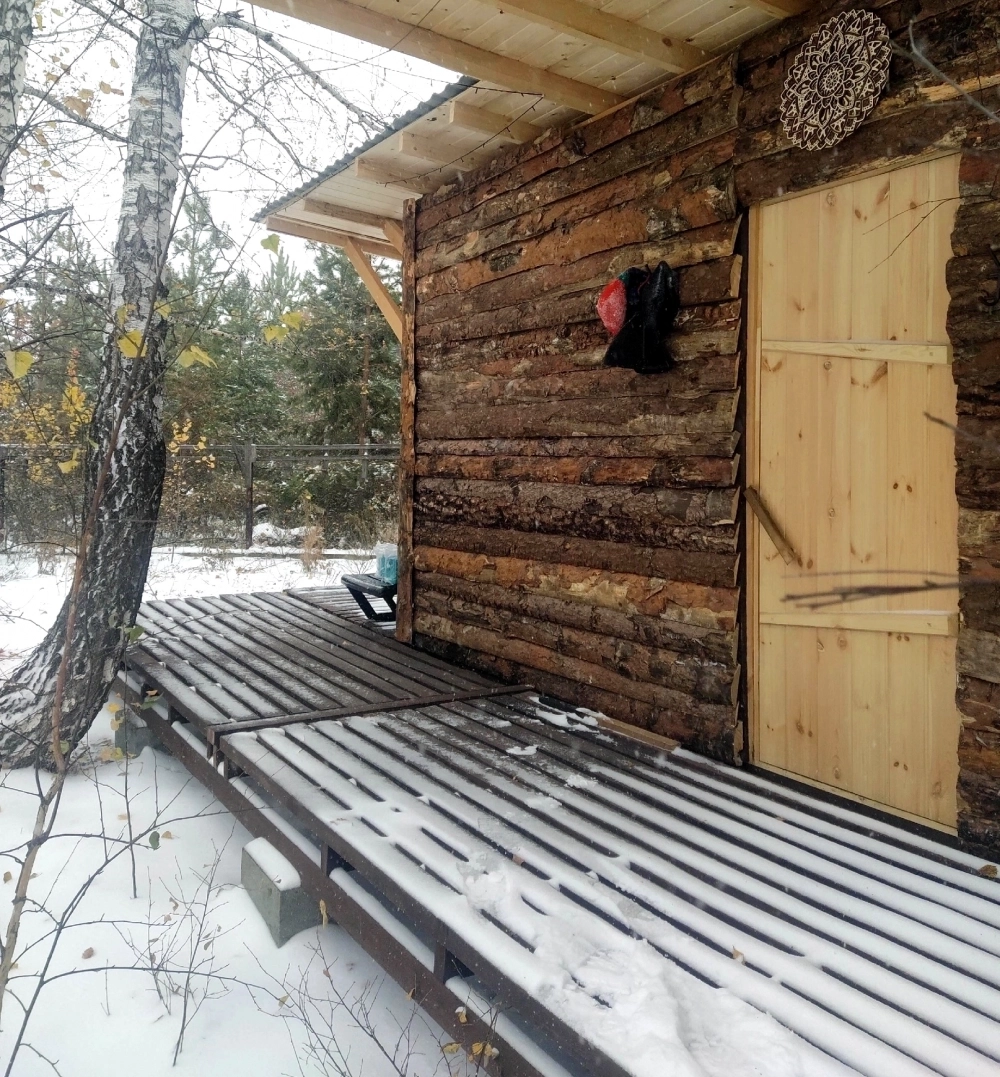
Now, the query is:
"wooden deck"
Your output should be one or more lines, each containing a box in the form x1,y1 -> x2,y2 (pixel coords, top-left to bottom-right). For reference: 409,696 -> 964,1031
116,588 -> 1000,1077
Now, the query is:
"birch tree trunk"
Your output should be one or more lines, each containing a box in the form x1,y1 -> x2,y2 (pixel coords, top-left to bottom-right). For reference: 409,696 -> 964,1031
0,0 -> 207,767
0,0 -> 34,203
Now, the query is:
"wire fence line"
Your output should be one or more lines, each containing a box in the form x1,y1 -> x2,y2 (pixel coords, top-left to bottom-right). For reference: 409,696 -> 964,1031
0,441 -> 400,552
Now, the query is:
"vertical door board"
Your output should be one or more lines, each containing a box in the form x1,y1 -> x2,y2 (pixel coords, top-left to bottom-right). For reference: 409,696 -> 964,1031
749,156 -> 961,829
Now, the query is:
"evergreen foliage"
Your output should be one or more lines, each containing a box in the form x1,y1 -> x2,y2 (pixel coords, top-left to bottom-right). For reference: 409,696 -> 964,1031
1,213 -> 401,549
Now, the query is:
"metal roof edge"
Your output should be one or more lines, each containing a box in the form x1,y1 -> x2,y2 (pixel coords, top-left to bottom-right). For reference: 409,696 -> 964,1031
253,76 -> 478,222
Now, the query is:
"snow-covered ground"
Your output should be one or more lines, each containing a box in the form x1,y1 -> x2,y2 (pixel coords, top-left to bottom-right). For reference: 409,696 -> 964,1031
0,548 -> 473,1077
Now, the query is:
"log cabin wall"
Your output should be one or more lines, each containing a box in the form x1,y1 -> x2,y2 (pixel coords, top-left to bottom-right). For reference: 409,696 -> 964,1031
403,0 -> 1000,852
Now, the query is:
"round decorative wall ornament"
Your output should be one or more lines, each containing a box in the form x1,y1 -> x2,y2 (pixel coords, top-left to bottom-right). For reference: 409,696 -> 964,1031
780,9 -> 892,151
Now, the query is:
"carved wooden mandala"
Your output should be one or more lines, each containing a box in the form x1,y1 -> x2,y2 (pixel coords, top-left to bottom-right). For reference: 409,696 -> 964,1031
780,9 -> 892,151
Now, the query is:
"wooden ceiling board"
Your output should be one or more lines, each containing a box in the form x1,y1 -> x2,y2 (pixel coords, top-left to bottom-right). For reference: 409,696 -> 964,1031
259,0 -> 797,251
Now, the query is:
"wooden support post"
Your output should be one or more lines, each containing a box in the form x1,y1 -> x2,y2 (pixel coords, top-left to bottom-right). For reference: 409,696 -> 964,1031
434,941 -> 474,983
233,440 -> 256,549
381,219 -> 405,255
396,200 -> 417,644
322,843 -> 353,876
342,237 -> 403,343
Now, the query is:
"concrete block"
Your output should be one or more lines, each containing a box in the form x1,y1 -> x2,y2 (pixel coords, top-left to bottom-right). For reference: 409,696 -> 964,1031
114,707 -> 169,756
242,837 -> 322,946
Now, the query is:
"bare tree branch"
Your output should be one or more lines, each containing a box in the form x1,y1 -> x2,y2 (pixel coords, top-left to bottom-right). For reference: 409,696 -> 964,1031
22,84 -> 127,143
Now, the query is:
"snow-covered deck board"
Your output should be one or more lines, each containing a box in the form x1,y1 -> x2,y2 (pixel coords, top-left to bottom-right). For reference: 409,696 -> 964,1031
126,590 -> 501,731
215,694 -> 1000,1077
120,587 -> 1000,1077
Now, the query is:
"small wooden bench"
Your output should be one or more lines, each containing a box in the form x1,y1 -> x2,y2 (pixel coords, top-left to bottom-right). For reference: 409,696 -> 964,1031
341,573 -> 397,622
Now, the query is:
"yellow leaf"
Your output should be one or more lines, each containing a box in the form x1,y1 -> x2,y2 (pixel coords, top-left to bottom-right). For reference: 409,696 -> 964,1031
280,310 -> 304,330
29,183 -> 44,193
469,1043 -> 499,1062
263,324 -> 289,344
48,169 -> 63,178
78,88 -> 94,101
455,1006 -> 468,1024
177,344 -> 214,368
99,82 -> 124,96
117,330 -> 147,359
260,233 -> 280,254
81,947 -> 95,960
319,899 -> 328,927
2,872 -> 11,884
63,95 -> 89,118
110,715 -> 122,731
161,830 -> 173,840
107,702 -> 122,714
732,947 -> 745,964
34,12 -> 43,28
31,129 -> 48,147
979,863 -> 998,879
57,457 -> 79,474
5,350 -> 34,379
442,1043 -> 461,1055
110,58 -> 119,68
155,300 -> 172,318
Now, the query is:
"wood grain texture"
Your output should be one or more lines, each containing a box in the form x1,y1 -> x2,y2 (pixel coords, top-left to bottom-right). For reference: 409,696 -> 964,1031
395,200 -> 417,643
405,0 -> 999,848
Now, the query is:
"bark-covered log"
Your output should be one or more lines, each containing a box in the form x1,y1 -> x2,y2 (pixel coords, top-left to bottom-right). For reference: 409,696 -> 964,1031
414,451 -> 739,488
413,609 -> 736,718
415,568 -> 738,662
415,588 -> 738,705
415,432 -> 742,459
0,0 -> 207,766
417,163 -> 735,290
413,521 -> 739,580
417,216 -> 742,312
417,239 -> 741,324
413,545 -> 738,631
413,631 -> 739,758
417,355 -> 739,408
413,478 -> 739,545
416,93 -> 740,250
416,390 -> 740,440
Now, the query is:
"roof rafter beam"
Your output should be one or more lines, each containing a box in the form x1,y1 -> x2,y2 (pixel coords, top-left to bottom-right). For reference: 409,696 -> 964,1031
477,0 -> 709,72
302,198 -> 400,231
744,0 -> 812,17
249,0 -> 623,114
395,132 -> 479,169
353,159 -> 440,195
265,214 -> 401,260
447,101 -> 543,144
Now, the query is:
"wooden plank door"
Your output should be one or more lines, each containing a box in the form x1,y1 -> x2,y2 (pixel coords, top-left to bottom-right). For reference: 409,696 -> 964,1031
748,155 -> 961,830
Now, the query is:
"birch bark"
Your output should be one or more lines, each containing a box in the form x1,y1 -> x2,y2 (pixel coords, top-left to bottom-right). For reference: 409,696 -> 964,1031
0,0 -> 208,766
0,0 -> 34,203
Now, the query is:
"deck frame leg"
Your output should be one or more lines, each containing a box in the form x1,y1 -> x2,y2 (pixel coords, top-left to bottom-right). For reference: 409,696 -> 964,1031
434,941 -> 474,983
322,843 -> 353,876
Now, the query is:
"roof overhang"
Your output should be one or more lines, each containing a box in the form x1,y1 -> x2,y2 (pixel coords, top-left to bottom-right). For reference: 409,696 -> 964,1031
254,0 -> 813,256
